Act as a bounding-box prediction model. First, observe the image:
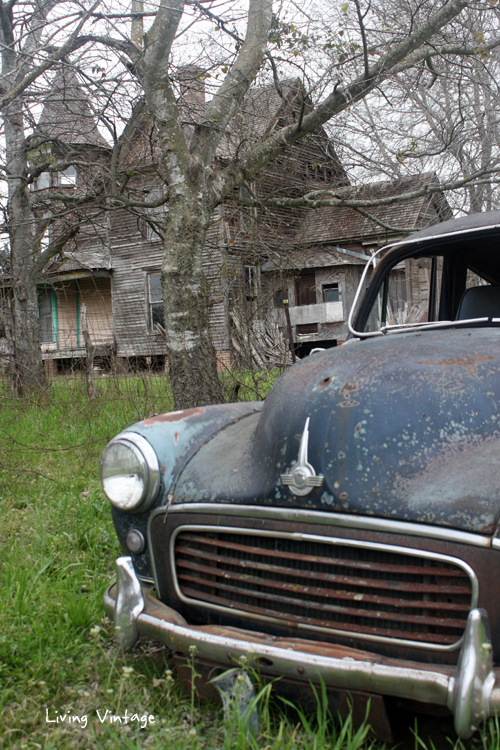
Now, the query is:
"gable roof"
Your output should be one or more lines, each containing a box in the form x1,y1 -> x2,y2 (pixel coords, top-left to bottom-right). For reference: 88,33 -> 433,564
36,67 -> 109,148
118,79 -> 343,172
261,245 -> 367,272
297,174 -> 452,247
215,79 -> 304,160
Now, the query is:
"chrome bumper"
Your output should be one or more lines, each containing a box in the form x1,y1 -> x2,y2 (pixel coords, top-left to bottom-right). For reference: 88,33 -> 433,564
104,556 -> 500,739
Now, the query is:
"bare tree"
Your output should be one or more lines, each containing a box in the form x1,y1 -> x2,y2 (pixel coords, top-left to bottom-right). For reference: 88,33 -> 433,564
325,3 -> 500,215
2,0 -> 500,406
88,0 -> 499,408
0,0 -> 118,394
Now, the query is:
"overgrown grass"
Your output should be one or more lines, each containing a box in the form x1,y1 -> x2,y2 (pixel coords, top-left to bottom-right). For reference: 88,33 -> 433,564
0,372 -> 491,749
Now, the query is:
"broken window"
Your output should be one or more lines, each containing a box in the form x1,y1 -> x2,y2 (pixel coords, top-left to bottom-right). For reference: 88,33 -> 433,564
244,265 -> 258,299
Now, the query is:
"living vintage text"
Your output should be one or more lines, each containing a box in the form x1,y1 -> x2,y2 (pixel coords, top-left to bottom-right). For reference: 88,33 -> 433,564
45,708 -> 156,729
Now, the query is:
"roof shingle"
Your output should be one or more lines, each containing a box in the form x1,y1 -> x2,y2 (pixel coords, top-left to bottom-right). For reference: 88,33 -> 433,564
297,174 -> 452,246
37,67 -> 109,148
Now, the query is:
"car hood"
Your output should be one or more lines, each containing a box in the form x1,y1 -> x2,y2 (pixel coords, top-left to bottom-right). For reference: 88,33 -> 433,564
175,327 -> 500,534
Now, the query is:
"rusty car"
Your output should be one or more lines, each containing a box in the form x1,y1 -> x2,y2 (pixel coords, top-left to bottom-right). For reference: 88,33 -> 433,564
101,209 -> 500,740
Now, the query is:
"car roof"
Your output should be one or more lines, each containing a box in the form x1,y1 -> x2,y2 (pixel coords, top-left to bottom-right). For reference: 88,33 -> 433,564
378,209 -> 500,285
383,208 -> 500,252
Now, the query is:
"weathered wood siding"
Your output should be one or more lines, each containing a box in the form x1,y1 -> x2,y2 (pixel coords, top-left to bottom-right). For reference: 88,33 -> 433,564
42,276 -> 113,355
57,282 -> 78,350
110,203 -> 228,357
263,262 -> 364,344
79,277 -> 113,345
110,206 -> 165,358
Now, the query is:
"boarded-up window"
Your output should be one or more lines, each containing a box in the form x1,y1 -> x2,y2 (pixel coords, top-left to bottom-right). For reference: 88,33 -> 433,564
295,272 -> 316,306
148,273 -> 164,332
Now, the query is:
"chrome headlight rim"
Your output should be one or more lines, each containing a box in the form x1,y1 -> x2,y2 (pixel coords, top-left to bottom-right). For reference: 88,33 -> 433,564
100,431 -> 161,513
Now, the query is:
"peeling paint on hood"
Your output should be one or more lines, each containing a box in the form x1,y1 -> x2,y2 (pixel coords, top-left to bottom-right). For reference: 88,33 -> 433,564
175,327 -> 500,534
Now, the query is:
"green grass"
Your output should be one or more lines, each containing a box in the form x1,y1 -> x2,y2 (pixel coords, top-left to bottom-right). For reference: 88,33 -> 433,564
0,372 -> 491,749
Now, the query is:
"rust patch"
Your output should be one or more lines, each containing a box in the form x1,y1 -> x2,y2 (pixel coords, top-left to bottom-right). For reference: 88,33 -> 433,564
142,407 -> 205,424
339,380 -> 360,407
340,381 -> 359,394
416,354 -> 494,375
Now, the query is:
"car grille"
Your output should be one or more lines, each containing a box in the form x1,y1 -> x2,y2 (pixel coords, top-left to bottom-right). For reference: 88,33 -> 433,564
173,529 -> 474,648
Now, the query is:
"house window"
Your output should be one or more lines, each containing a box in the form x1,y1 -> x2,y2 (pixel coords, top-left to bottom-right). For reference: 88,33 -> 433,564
148,273 -> 164,332
296,323 -> 318,334
244,265 -> 258,299
323,283 -> 339,302
295,272 -> 316,306
58,165 -> 77,186
39,288 -> 57,342
275,289 -> 287,308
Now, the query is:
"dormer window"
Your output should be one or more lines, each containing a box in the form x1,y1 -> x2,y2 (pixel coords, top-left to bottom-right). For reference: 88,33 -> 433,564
58,165 -> 77,186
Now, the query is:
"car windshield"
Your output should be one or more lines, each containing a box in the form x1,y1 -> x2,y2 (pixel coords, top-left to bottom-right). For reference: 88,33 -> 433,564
351,230 -> 500,336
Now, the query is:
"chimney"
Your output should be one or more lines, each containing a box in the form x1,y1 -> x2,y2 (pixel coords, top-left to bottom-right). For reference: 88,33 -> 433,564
178,65 -> 205,105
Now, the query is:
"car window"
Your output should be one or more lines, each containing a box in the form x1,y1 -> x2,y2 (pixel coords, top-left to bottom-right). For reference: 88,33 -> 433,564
362,256 -> 492,334
364,256 -> 441,332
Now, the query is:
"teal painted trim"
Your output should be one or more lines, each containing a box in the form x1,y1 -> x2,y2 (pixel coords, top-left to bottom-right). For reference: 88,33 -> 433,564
75,281 -> 80,347
50,289 -> 58,346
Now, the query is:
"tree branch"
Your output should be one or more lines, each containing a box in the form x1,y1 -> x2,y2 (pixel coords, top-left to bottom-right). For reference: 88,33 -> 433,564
353,0 -> 369,79
214,0 -> 473,199
29,221 -> 80,282
389,36 -> 500,76
235,171 -> 500,210
189,0 -> 273,167
0,1 -> 103,110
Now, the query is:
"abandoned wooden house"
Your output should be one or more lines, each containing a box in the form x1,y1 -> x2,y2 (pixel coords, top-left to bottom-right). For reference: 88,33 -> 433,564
106,71 -> 350,371
261,175 -> 453,358
0,67 -> 114,374
0,66 -> 452,373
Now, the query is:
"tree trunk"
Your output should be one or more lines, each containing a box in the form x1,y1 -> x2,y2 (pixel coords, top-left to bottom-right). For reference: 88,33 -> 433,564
81,303 -> 95,401
11,280 -> 45,395
3,99 -> 45,395
162,190 -> 224,409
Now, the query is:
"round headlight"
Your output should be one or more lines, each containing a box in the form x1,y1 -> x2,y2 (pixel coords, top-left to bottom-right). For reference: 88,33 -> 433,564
100,432 -> 160,512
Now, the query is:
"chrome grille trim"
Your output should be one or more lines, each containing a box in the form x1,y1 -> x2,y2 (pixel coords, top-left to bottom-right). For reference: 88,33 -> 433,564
160,503 -> 491,548
170,525 -> 478,652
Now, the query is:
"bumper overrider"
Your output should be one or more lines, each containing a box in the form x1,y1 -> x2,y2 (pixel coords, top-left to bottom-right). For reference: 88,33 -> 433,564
104,556 -> 500,739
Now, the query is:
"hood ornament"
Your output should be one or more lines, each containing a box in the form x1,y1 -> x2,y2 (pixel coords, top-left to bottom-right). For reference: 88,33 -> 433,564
281,417 -> 324,496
